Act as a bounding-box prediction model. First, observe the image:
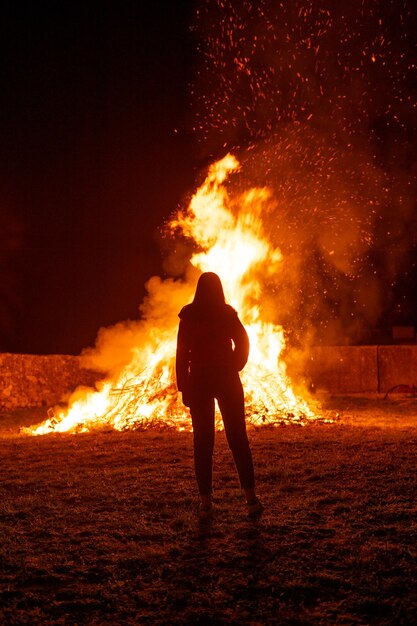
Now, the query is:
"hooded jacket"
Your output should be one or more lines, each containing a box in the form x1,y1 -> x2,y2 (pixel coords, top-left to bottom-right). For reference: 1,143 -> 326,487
175,303 -> 249,392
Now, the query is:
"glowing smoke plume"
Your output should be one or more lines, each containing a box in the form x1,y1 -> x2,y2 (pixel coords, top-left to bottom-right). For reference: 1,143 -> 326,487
191,0 -> 417,344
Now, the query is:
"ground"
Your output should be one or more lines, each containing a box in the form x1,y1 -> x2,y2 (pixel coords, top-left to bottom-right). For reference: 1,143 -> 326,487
1,397 -> 417,625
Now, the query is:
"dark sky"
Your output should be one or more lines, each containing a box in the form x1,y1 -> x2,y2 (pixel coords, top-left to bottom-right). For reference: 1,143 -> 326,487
1,1 -> 417,354
0,1 -> 197,354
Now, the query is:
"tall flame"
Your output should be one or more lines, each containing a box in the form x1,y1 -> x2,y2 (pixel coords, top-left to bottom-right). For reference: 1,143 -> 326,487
25,155 -> 319,436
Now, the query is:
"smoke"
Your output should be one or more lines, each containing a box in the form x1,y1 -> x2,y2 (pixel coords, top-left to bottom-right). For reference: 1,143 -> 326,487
189,0 -> 417,344
82,0 -> 417,378
81,274 -> 196,376
226,127 -> 389,345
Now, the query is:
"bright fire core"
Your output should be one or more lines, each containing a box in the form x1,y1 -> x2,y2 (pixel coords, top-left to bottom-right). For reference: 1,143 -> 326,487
26,155 -> 321,436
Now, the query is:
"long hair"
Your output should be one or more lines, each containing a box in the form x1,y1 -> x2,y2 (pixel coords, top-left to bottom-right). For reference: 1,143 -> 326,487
192,272 -> 226,311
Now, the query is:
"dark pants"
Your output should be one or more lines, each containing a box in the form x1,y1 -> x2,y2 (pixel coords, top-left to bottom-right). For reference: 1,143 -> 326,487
189,365 -> 255,496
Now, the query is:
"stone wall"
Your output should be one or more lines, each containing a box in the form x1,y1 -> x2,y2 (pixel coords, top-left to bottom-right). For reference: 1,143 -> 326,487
0,354 -> 102,411
1,346 -> 417,410
307,345 -> 417,394
306,346 -> 378,394
377,345 -> 417,393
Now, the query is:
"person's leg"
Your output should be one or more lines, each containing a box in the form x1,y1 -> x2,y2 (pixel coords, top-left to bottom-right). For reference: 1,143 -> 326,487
217,372 -> 256,494
218,375 -> 263,516
190,393 -> 216,501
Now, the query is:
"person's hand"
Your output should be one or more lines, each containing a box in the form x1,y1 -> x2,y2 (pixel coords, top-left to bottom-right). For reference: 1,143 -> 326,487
181,388 -> 192,408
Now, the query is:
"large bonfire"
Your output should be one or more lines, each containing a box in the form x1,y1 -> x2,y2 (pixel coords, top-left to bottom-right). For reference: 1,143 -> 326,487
26,154 -> 321,436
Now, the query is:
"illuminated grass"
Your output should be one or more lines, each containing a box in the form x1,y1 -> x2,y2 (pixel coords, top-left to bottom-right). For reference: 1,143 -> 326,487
1,400 -> 417,624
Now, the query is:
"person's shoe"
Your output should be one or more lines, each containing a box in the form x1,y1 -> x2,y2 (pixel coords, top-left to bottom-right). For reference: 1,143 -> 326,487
247,497 -> 264,518
198,502 -> 214,521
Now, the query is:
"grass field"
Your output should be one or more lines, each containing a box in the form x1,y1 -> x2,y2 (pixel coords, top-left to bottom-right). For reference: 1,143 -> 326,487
1,398 -> 417,625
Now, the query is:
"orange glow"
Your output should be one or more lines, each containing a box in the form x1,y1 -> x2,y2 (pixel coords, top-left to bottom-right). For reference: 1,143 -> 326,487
24,154 -> 322,436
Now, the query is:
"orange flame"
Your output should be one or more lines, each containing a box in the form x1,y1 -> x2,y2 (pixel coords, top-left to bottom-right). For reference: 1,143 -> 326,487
24,154 -> 320,436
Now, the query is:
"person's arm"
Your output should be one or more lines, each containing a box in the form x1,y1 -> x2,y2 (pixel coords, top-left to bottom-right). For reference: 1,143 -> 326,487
175,320 -> 190,391
231,314 -> 250,371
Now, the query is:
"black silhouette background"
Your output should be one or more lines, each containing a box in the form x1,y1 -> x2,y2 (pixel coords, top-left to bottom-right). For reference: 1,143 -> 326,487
0,1 -> 196,353
1,0 -> 417,354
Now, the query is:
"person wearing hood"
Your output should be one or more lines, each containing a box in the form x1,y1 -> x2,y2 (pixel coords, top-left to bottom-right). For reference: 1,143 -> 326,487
176,272 -> 262,519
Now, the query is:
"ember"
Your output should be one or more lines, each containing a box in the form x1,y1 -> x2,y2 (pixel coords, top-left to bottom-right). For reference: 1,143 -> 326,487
25,154 -> 323,435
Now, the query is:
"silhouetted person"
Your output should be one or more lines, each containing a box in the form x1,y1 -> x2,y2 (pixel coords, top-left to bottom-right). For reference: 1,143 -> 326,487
176,272 -> 262,518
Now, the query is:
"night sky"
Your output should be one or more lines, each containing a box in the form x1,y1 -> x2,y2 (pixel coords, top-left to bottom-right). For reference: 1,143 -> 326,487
0,1 -> 197,354
1,1 -> 417,354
